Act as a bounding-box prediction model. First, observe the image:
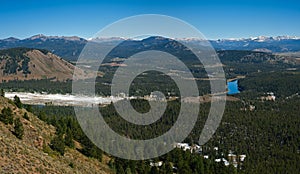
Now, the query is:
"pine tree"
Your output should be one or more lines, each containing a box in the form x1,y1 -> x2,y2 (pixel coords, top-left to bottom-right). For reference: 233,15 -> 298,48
14,95 -> 22,108
149,166 -> 159,174
0,107 -> 13,125
0,89 -> 5,97
65,128 -> 74,148
116,164 -> 125,174
161,161 -> 173,174
23,112 -> 29,120
125,167 -> 132,174
14,118 -> 24,139
50,134 -> 65,155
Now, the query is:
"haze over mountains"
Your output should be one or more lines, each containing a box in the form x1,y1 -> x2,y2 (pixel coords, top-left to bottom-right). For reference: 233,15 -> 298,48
1,34 -> 300,61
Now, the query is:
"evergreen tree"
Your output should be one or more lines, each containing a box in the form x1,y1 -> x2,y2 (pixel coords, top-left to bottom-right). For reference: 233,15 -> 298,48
0,89 -> 4,97
81,141 -> 103,162
125,167 -> 132,174
228,164 -> 237,174
25,105 -> 33,112
149,166 -> 159,174
50,134 -> 65,155
13,95 -> 22,108
161,161 -> 173,174
37,111 -> 47,122
23,112 -> 29,120
65,128 -> 74,148
0,107 -> 13,125
116,164 -> 125,174
13,118 -> 24,139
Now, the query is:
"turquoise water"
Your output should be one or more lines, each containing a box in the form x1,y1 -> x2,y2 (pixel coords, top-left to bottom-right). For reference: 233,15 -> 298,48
227,80 -> 240,95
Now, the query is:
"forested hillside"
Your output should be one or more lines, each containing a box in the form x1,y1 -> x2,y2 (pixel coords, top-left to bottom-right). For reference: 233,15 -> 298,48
29,95 -> 300,173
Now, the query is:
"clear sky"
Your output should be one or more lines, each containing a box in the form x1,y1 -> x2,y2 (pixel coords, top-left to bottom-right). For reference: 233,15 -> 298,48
1,0 -> 300,39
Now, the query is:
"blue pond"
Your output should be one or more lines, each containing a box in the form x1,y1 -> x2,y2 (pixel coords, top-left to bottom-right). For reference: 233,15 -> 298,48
227,80 -> 240,95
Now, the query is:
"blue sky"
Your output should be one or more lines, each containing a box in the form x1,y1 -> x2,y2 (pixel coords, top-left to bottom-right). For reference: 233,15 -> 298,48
1,0 -> 300,39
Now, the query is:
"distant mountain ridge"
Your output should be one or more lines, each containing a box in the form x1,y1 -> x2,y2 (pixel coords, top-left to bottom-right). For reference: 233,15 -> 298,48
209,36 -> 300,53
0,35 -> 87,61
1,35 -> 300,61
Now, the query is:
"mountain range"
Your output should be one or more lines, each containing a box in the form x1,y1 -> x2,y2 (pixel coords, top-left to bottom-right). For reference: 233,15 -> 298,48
1,35 -> 300,61
0,35 -> 86,61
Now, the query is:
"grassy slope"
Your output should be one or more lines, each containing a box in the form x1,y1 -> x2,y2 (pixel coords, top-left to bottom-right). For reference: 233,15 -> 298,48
0,96 -> 112,174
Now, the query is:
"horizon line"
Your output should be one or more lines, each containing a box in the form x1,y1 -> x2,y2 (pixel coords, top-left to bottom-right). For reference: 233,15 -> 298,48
1,34 -> 300,41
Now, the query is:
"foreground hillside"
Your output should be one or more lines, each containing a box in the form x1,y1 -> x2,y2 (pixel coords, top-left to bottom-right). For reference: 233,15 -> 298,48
0,48 -> 89,82
0,96 -> 112,173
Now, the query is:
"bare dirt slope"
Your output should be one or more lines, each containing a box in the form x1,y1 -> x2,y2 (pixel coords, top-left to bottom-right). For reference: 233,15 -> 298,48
0,49 -> 90,82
